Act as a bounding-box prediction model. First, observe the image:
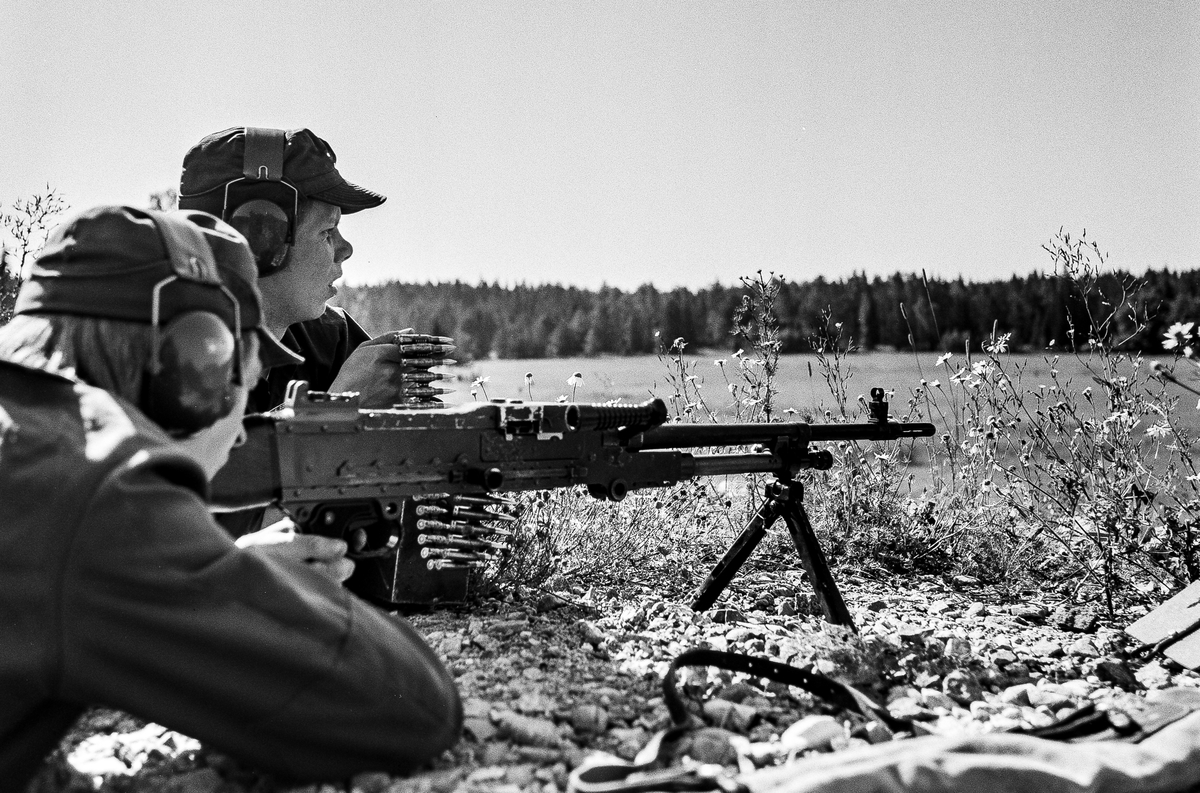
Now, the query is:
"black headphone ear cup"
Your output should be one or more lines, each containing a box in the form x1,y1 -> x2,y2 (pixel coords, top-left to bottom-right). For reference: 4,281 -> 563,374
228,199 -> 291,275
143,311 -> 238,435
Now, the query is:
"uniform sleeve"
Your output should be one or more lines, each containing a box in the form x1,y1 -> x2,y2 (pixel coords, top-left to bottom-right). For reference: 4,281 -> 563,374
59,459 -> 462,781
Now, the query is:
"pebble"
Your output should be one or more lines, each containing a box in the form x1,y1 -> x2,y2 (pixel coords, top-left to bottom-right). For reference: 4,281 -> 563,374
1056,679 -> 1093,699
1030,639 -> 1064,658
1000,684 -> 1034,707
888,697 -> 936,721
991,649 -> 1018,667
969,700 -> 999,718
887,686 -> 920,705
943,637 -> 972,658
1095,658 -> 1140,690
1069,637 -> 1100,658
609,727 -> 650,761
569,704 -> 608,735
1051,605 -> 1074,629
1005,662 -> 1034,684
780,715 -> 842,752
712,607 -> 747,624
1072,611 -> 1099,633
942,669 -> 984,705
703,699 -> 758,732
1026,688 -> 1071,710
1012,605 -> 1048,622
919,689 -> 956,711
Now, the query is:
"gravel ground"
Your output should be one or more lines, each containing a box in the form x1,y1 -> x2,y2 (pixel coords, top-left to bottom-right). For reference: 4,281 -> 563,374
29,569 -> 1194,793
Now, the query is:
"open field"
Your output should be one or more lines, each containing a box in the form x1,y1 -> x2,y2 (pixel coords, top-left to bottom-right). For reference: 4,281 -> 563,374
442,350 -> 1200,429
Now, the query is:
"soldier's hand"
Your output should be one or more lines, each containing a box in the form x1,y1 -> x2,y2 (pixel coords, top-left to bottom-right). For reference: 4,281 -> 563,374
236,519 -> 356,583
329,329 -> 455,408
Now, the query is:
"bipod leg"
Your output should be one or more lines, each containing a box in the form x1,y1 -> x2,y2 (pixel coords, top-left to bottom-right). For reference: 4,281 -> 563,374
778,479 -> 856,631
690,484 -> 787,612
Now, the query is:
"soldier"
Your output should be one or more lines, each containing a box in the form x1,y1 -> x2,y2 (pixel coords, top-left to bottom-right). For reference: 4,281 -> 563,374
177,126 -> 415,413
0,206 -> 461,787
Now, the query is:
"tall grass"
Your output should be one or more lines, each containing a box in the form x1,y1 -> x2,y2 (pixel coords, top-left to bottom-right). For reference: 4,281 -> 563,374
489,234 -> 1199,617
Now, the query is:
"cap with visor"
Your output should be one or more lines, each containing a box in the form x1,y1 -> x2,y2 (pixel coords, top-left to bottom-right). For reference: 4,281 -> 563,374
177,127 -> 386,217
15,205 -> 303,370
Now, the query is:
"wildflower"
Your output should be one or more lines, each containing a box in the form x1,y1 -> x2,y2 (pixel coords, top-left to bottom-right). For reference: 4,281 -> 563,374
471,376 -> 491,387
971,361 -> 989,376
565,372 -> 584,401
930,380 -> 942,388
936,352 -> 953,367
1166,321 -> 1195,341
1146,422 -> 1171,439
556,395 -> 568,403
714,359 -> 727,367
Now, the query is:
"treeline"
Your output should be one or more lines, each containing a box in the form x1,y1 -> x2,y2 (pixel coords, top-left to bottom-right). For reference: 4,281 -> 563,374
0,251 -> 19,325
333,270 -> 1200,361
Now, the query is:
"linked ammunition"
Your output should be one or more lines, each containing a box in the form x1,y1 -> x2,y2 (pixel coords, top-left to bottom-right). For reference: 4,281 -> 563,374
419,548 -> 492,562
417,534 -> 507,551
415,518 -> 512,538
397,343 -> 456,357
393,333 -> 455,346
425,559 -> 482,571
397,370 -> 446,384
414,504 -> 516,522
400,386 -> 454,399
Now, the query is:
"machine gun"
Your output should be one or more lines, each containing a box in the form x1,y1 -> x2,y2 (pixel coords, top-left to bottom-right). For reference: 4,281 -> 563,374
212,382 -> 935,629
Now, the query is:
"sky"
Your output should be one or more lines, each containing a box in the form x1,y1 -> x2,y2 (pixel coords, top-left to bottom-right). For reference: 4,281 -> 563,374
1,1 -> 1196,291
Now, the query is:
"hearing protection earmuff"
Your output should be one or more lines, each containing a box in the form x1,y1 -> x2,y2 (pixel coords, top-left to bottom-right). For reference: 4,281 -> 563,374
221,127 -> 298,276
141,212 -> 245,437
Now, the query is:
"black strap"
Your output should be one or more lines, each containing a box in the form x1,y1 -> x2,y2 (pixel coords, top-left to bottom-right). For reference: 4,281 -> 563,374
663,649 -> 909,732
242,127 -> 286,182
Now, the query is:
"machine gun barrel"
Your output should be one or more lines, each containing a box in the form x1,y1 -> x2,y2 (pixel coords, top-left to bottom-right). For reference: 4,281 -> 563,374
565,400 -> 668,432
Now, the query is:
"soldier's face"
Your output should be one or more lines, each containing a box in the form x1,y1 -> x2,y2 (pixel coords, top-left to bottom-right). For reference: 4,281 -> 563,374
259,200 -> 353,327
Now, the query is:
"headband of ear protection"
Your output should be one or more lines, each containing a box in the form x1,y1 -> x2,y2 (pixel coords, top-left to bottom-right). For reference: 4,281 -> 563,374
222,127 -> 297,276
141,211 -> 245,437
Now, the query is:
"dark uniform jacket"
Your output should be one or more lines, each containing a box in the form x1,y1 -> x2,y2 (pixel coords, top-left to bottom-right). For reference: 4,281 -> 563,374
0,360 -> 461,789
248,305 -> 370,413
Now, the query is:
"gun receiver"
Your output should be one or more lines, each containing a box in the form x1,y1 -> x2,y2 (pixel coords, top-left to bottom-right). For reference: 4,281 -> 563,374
213,382 -> 935,625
